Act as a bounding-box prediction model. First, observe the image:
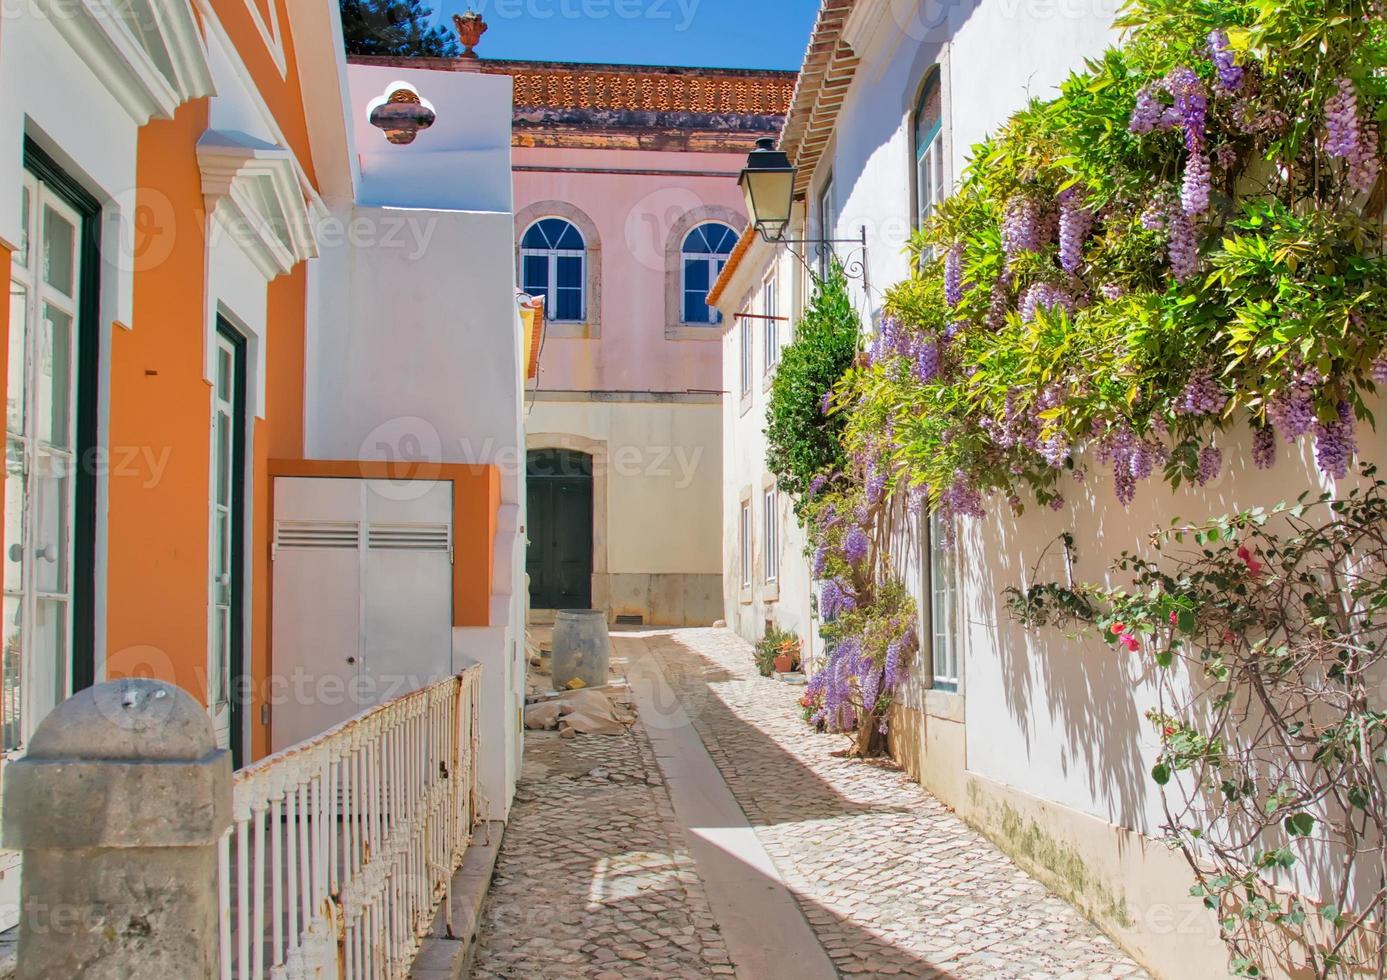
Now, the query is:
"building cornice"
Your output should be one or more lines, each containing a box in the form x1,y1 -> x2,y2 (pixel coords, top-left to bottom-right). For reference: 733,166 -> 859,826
36,0 -> 216,124
779,0 -> 859,195
198,130 -> 319,280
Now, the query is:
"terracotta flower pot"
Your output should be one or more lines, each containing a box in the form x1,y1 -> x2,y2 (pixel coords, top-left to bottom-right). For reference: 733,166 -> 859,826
773,653 -> 795,674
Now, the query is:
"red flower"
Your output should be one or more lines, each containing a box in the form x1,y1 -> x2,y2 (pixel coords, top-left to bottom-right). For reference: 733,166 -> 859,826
1162,725 -> 1178,737
1119,633 -> 1140,653
1169,611 -> 1180,626
1236,545 -> 1264,578
1111,622 -> 1127,636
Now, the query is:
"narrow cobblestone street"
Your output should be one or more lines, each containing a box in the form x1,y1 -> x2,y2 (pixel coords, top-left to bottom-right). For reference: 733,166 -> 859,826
471,629 -> 1148,979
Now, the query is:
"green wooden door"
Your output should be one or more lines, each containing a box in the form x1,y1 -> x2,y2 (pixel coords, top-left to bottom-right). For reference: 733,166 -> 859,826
527,451 -> 593,610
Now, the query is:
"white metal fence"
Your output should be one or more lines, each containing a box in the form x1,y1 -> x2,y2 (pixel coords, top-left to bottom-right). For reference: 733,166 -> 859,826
218,667 -> 482,979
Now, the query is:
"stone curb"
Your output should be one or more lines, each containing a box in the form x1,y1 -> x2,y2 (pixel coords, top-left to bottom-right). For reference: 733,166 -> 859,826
409,820 -> 506,980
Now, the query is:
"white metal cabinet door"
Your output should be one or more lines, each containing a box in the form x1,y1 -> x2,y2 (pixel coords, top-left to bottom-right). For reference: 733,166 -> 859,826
270,478 -> 364,752
361,479 -> 453,705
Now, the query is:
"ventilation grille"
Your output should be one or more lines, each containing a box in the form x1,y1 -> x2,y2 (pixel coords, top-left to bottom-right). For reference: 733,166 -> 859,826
368,523 -> 451,552
615,614 -> 644,626
275,521 -> 360,550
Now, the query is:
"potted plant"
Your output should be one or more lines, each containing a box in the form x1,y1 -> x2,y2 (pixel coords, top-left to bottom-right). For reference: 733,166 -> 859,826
773,635 -> 800,673
755,625 -> 801,676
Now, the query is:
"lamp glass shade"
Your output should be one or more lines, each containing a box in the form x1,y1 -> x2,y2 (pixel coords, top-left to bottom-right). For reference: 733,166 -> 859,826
738,137 -> 795,241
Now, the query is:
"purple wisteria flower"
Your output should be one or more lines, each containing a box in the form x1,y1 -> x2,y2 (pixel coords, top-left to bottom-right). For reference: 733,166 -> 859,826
1176,367 -> 1228,417
1372,356 -> 1387,386
1164,67 -> 1208,152
808,473 -> 829,496
1207,30 -> 1244,94
820,390 -> 833,415
1002,196 -> 1046,258
811,542 -> 830,578
1196,445 -> 1223,486
1058,188 -> 1094,273
1314,400 -> 1356,480
1166,207 -> 1199,282
865,465 -> 888,506
1130,85 -> 1166,134
843,527 -> 870,567
1325,78 -> 1382,196
1266,363 -> 1323,440
1181,149 -> 1211,215
945,244 -> 966,308
912,334 -> 941,383
1252,425 -> 1276,470
1020,282 -> 1075,323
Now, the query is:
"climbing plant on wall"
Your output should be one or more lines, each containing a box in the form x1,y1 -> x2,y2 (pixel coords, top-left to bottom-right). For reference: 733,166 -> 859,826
1007,469 -> 1387,978
765,266 -> 860,516
838,0 -> 1386,522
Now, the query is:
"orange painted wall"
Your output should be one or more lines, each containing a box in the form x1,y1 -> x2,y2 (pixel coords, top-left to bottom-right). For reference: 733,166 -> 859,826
105,99 -> 215,699
207,0 -> 317,186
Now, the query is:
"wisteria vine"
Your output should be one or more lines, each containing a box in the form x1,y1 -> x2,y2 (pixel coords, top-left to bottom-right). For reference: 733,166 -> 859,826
835,0 -> 1386,526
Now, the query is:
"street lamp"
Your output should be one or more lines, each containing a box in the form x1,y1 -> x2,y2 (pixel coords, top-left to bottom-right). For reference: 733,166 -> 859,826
739,137 -> 795,243
737,137 -> 869,289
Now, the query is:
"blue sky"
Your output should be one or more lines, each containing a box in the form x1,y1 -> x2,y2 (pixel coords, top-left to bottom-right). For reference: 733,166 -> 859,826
435,0 -> 819,70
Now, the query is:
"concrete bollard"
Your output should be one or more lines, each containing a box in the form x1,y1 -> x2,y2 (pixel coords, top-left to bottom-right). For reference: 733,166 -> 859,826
2,678 -> 231,979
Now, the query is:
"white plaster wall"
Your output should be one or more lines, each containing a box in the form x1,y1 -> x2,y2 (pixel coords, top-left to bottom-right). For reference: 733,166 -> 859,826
717,244 -> 821,661
526,399 -> 723,578
347,64 -> 512,214
307,64 -> 526,817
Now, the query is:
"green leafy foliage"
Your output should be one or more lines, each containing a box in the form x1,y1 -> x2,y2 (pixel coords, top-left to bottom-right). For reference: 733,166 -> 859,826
339,0 -> 460,58
765,268 -> 860,517
836,0 -> 1386,519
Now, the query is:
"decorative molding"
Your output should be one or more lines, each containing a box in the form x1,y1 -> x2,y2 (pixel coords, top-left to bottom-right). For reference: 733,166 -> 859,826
36,0 -> 216,124
514,200 -> 603,340
198,130 -> 318,280
241,0 -> 287,76
663,205 -> 745,341
193,0 -> 327,229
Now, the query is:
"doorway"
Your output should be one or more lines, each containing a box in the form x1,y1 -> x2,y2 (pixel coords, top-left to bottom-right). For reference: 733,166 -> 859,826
526,450 -> 593,610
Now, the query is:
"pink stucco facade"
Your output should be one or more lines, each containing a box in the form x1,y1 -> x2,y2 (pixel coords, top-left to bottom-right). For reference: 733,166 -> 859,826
515,145 -> 750,395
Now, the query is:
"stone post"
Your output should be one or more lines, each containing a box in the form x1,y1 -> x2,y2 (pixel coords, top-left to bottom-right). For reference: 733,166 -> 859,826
2,678 -> 232,979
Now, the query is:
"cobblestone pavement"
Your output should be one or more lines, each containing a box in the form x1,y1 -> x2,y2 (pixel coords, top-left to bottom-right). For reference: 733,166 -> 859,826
472,628 -> 1149,979
470,708 -> 734,979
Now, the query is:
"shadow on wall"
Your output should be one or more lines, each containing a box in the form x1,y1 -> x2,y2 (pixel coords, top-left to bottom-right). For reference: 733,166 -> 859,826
965,420 -> 1385,841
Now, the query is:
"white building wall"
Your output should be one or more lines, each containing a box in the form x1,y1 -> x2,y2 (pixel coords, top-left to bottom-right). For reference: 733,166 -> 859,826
717,244 -> 821,659
305,64 -> 527,819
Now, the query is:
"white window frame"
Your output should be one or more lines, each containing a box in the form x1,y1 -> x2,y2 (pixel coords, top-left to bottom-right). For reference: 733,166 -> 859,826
763,487 -> 779,584
520,219 -> 587,323
5,174 -> 82,754
915,68 -> 946,231
739,502 -> 752,588
817,177 -> 836,278
926,512 -> 960,691
762,271 -> 779,371
680,222 -> 736,326
739,316 -> 753,397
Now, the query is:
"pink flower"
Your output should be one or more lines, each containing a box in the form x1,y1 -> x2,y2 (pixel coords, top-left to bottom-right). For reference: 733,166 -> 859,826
1119,633 -> 1140,653
1169,611 -> 1179,626
1236,545 -> 1263,578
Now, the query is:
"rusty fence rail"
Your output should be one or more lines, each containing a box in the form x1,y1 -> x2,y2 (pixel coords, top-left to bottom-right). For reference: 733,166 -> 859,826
218,667 -> 482,979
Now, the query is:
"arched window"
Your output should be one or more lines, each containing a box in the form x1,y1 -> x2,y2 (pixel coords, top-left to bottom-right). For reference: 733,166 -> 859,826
914,68 -> 945,229
680,222 -> 738,325
520,218 -> 586,322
